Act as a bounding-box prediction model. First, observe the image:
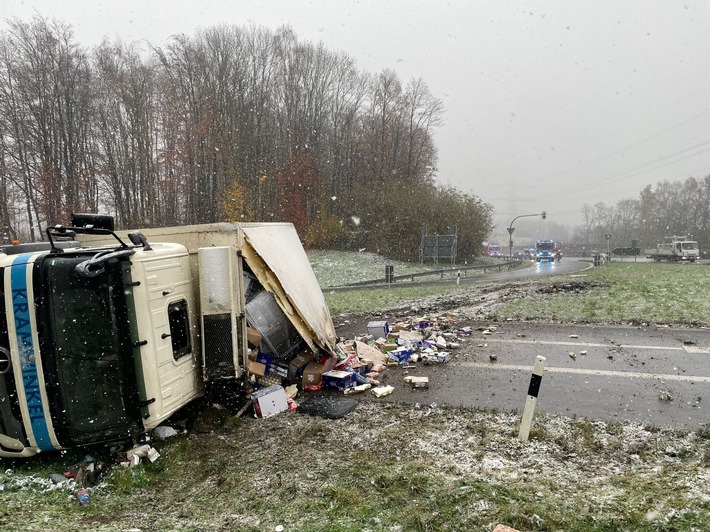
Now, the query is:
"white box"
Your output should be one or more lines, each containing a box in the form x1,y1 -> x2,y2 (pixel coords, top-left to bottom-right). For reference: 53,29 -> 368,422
367,320 -> 390,339
251,385 -> 289,418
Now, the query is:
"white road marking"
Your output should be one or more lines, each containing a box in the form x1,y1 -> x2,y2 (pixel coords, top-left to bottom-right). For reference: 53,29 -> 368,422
684,346 -> 710,353
458,362 -> 710,383
484,338 -> 689,351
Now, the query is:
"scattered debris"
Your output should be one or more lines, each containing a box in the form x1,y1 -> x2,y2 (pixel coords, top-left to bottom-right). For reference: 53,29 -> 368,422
125,444 -> 160,467
76,488 -> 90,506
372,385 -> 395,397
405,376 -> 430,389
658,390 -> 674,402
344,383 -> 372,395
152,425 -> 179,440
569,351 -> 576,359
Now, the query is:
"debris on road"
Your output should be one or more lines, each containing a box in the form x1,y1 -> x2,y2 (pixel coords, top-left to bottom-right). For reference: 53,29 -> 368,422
372,385 -> 395,397
659,390 -> 674,402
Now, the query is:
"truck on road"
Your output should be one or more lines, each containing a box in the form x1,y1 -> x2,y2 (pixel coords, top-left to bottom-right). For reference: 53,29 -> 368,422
644,236 -> 699,262
0,214 -> 337,458
535,240 -> 557,263
484,242 -> 502,257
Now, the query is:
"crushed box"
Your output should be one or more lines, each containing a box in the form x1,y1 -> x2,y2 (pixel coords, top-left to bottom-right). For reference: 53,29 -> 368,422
389,347 -> 413,363
289,351 -> 314,382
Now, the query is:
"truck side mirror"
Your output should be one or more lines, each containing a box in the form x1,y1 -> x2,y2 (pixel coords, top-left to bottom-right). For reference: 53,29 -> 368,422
128,232 -> 153,251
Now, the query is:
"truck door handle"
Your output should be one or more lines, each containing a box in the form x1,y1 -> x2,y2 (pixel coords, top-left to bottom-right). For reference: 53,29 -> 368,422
161,333 -> 171,339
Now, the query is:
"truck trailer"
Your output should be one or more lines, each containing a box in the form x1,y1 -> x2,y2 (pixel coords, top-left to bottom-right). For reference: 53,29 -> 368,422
0,214 -> 337,458
644,237 -> 699,262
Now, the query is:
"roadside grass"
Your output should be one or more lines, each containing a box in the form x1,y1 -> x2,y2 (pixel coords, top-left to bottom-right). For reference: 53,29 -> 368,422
5,255 -> 710,530
310,250 -> 514,315
324,283 -> 476,315
4,404 -> 710,531
494,262 -> 710,325
314,251 -> 710,325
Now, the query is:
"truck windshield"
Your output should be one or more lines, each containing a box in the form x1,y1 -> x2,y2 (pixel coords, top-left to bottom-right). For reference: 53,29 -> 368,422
537,242 -> 554,251
36,254 -> 142,446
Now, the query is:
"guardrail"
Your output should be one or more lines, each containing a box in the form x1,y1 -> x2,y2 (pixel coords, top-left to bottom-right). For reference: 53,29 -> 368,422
325,260 -> 522,290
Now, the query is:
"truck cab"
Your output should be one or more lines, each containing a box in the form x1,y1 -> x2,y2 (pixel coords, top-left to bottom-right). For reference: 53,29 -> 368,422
2,243 -> 144,456
535,240 -> 556,262
0,215 -> 336,458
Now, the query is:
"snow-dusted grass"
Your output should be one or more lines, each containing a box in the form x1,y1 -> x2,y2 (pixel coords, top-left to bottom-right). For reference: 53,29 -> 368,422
309,250 -> 511,316
495,262 -> 710,325
3,404 -> 710,531
4,256 -> 710,530
311,252 -> 710,326
308,250 -> 441,287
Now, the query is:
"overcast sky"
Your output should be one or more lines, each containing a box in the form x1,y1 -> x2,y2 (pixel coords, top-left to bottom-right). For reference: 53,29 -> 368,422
2,1 -> 709,228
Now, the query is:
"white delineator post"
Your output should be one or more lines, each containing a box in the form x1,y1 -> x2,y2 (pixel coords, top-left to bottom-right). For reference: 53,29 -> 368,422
518,355 -> 546,442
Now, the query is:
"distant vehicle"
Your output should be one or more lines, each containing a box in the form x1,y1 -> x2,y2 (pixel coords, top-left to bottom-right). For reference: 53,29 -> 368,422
485,242 -> 502,257
535,240 -> 556,262
644,236 -> 699,262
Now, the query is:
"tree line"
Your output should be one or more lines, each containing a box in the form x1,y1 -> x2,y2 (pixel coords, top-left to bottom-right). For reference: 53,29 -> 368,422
0,17 -> 492,261
573,176 -> 710,255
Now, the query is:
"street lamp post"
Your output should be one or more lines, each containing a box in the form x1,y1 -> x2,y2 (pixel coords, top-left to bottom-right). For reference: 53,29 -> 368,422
507,211 -> 547,260
605,233 -> 611,263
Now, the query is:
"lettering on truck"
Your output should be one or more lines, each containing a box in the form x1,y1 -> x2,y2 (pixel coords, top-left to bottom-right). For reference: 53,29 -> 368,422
8,254 -> 60,453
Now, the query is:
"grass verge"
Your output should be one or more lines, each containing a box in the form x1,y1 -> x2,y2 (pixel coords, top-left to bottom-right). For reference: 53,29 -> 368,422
3,257 -> 710,530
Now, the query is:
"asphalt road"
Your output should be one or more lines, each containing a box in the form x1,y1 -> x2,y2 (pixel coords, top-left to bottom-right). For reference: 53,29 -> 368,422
347,322 -> 710,430
334,259 -> 710,430
462,256 -> 591,282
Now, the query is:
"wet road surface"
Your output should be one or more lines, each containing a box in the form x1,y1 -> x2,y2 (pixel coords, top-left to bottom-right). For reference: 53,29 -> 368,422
337,321 -> 710,430
330,259 -> 710,429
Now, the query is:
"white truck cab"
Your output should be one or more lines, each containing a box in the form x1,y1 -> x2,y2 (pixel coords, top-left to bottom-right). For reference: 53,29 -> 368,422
0,214 -> 336,458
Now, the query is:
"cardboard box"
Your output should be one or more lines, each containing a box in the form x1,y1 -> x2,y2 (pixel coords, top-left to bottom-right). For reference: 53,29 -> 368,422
407,376 -> 429,389
322,370 -> 357,391
248,360 -> 267,377
247,327 -> 263,348
353,361 -> 373,375
302,362 -> 327,387
251,385 -> 289,418
389,347 -> 413,363
367,320 -> 390,339
288,351 -> 314,382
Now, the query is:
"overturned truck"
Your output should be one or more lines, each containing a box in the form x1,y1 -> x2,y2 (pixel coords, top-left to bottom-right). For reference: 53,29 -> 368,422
0,214 -> 337,458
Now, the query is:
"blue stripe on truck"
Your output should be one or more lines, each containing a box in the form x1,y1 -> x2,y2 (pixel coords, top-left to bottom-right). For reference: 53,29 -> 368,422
10,255 -> 55,451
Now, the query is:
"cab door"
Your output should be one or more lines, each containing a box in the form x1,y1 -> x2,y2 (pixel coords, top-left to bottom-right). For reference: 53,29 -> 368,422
131,247 -> 203,427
